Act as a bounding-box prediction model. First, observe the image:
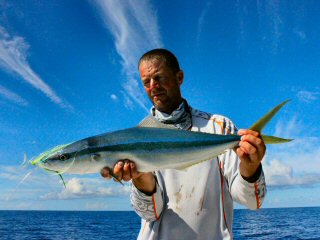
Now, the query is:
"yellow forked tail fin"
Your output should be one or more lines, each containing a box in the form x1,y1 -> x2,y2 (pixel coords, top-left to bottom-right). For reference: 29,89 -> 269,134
261,135 -> 293,144
249,100 -> 293,144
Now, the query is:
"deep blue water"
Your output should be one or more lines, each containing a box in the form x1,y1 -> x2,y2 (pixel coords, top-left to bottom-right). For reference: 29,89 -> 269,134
0,207 -> 319,240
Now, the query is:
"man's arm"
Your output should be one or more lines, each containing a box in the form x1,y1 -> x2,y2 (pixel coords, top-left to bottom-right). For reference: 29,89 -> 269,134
219,117 -> 267,210
101,161 -> 164,221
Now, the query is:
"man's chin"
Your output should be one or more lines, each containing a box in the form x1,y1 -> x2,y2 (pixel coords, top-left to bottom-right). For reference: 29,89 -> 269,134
153,101 -> 167,112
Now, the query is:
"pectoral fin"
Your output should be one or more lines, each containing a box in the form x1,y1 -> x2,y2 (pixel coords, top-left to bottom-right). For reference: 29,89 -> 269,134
58,173 -> 67,188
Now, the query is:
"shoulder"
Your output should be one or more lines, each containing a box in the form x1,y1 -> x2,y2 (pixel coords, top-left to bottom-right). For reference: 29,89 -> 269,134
191,107 -> 237,135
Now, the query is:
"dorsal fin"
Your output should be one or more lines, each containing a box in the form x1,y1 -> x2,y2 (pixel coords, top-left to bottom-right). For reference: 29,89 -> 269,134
138,115 -> 177,130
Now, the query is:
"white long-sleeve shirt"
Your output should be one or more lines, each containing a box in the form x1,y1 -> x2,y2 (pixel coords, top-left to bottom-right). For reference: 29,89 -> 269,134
131,107 -> 266,240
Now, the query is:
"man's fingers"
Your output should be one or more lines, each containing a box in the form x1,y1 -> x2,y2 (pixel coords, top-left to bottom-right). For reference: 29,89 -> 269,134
240,134 -> 266,161
239,141 -> 257,155
236,147 -> 250,164
122,161 -> 132,182
238,129 -> 260,137
130,162 -> 141,179
101,160 -> 140,183
241,134 -> 264,151
114,161 -> 124,181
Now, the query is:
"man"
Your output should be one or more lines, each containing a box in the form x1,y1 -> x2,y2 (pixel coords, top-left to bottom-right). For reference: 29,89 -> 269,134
101,49 -> 266,239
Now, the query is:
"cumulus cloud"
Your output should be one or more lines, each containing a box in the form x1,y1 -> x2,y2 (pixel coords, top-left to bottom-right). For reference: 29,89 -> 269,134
297,90 -> 319,103
0,165 -> 131,201
0,84 -> 28,106
268,137 -> 320,174
0,27 -> 70,109
263,159 -> 320,187
40,177 -> 131,200
93,0 -> 162,112
264,116 -> 320,188
0,164 -> 60,201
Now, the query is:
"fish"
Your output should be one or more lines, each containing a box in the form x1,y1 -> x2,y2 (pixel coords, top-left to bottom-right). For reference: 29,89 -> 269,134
30,100 -> 292,184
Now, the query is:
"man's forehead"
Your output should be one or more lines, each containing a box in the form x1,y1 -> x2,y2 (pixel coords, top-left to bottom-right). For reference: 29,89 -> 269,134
140,58 -> 164,67
139,59 -> 166,74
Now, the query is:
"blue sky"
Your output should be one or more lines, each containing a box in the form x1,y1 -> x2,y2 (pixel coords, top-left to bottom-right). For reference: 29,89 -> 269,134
0,0 -> 319,210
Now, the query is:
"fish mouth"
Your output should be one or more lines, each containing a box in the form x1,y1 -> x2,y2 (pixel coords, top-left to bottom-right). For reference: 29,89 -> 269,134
30,143 -> 71,166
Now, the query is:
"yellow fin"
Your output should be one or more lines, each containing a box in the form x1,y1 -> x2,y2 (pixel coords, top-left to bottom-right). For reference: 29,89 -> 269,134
249,100 -> 290,132
262,135 -> 293,144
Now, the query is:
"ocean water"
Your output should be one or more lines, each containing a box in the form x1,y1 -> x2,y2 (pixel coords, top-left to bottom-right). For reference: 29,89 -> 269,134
0,207 -> 319,240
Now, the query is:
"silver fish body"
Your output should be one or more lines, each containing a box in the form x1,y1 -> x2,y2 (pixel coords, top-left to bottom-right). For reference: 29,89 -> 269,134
31,100 -> 292,176
34,127 -> 240,174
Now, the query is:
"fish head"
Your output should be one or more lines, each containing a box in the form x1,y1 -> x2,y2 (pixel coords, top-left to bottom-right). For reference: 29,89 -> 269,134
30,141 -> 84,173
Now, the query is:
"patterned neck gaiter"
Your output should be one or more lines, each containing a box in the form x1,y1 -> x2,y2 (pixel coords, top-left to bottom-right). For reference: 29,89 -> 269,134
151,99 -> 192,130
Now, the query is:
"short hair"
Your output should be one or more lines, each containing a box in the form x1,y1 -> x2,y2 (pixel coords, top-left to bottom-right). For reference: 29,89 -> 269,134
138,48 -> 181,73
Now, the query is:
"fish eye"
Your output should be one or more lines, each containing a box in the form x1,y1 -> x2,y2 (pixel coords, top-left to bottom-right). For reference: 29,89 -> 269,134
59,154 -> 69,161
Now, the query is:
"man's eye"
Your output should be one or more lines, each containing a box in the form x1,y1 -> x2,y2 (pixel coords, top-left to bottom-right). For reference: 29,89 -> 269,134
156,76 -> 166,83
143,81 -> 150,87
154,76 -> 161,81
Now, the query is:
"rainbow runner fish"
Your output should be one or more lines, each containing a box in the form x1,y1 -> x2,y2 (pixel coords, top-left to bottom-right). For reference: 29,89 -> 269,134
31,100 -> 292,185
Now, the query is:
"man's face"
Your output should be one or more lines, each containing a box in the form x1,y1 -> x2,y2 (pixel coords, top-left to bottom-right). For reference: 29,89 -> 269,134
139,59 -> 184,113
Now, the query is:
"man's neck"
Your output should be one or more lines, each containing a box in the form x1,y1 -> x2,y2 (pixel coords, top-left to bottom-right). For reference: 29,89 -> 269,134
158,99 -> 184,114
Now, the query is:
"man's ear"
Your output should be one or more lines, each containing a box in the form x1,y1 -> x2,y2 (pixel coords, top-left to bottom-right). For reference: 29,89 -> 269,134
176,70 -> 184,85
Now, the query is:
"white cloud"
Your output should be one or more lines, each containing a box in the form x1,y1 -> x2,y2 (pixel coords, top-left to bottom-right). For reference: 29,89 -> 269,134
273,115 -> 300,139
86,202 -> 107,210
0,164 -> 131,201
297,90 -> 319,103
0,27 -> 70,109
263,159 -> 320,187
256,0 -> 283,54
196,1 -> 213,43
0,165 -> 30,181
122,90 -> 134,110
0,164 -> 63,189
267,137 -> 320,174
93,0 -> 162,112
40,177 -> 131,200
0,84 -> 28,106
263,115 -> 320,188
110,94 -> 118,101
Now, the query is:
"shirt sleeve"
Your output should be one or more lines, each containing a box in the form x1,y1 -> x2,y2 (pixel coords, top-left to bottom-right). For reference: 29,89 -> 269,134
130,177 -> 164,221
219,118 -> 267,210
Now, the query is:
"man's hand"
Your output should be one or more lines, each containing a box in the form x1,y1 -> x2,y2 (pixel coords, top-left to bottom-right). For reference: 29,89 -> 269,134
100,160 -> 156,195
235,129 -> 266,181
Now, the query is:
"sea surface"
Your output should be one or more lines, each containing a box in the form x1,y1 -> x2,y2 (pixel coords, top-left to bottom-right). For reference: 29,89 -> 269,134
0,207 -> 319,240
